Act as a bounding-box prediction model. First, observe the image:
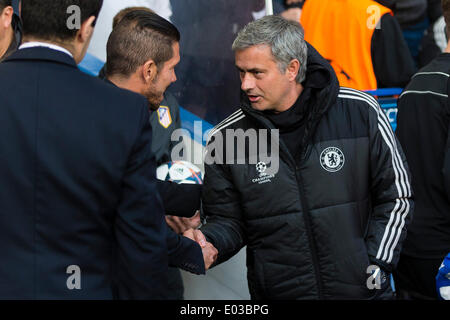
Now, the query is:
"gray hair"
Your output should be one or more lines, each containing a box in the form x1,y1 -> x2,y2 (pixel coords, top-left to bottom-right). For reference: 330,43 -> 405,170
232,15 -> 308,84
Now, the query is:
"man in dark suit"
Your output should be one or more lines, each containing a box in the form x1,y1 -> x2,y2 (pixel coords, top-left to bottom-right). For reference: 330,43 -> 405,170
0,0 -> 168,299
104,9 -> 217,300
99,7 -> 203,220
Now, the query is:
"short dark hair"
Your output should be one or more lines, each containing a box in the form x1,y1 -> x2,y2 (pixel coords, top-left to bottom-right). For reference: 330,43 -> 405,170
106,10 -> 180,78
112,6 -> 154,29
21,0 -> 103,42
0,1 -> 11,10
443,0 -> 450,36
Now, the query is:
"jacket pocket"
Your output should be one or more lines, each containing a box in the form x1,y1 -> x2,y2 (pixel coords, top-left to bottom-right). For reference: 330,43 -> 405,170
333,244 -> 370,286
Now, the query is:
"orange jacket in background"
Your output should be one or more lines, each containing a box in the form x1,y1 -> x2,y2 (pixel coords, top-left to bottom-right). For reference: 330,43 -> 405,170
301,0 -> 392,91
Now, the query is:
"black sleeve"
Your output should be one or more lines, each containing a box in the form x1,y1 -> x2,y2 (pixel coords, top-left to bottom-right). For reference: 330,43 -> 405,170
157,180 -> 202,217
444,80 -> 450,205
371,13 -> 417,88
199,162 -> 247,266
366,96 -> 413,272
444,120 -> 450,204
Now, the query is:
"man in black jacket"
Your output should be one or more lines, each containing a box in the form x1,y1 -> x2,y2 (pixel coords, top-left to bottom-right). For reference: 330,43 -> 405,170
185,15 -> 413,300
0,0 -> 168,299
394,0 -> 450,300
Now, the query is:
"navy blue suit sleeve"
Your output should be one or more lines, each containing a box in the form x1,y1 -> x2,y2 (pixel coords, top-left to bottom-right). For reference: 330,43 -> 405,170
166,228 -> 205,274
115,100 -> 168,300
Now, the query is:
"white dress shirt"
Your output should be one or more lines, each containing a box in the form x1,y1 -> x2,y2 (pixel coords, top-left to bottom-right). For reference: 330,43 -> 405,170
19,41 -> 74,58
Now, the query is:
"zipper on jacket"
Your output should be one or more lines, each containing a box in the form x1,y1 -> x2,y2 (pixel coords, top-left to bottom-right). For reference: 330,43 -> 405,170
295,167 -> 325,299
244,109 -> 325,299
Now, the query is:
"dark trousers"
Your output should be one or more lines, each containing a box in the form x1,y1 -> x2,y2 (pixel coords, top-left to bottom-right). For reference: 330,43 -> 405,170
393,254 -> 443,300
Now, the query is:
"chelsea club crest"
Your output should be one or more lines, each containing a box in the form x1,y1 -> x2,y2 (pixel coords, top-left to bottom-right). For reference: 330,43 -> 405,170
320,147 -> 345,173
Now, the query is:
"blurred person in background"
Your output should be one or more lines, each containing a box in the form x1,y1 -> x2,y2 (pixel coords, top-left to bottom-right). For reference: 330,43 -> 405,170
417,0 -> 447,67
169,0 -> 270,125
300,0 -> 416,91
274,0 -> 304,22
376,0 -> 443,67
394,0 -> 450,300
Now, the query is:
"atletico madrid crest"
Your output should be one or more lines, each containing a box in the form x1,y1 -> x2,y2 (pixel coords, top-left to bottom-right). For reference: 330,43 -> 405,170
157,106 -> 172,129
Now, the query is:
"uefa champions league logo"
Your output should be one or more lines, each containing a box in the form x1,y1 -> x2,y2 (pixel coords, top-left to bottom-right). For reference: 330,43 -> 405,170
252,161 -> 275,185
256,162 -> 267,177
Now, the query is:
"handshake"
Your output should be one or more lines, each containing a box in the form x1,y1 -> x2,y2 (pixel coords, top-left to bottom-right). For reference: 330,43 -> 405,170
183,228 -> 218,270
166,211 -> 218,270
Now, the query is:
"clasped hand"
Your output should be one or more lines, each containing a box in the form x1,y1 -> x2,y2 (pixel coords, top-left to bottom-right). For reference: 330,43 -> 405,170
183,228 -> 218,271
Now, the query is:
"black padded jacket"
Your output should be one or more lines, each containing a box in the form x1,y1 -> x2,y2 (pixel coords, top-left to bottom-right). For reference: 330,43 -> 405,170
200,44 -> 414,300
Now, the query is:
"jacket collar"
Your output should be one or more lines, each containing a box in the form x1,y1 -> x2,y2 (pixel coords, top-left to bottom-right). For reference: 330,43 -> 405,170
3,46 -> 78,69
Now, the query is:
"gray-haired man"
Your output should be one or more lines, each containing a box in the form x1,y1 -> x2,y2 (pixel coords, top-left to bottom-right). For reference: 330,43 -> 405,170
185,15 -> 413,300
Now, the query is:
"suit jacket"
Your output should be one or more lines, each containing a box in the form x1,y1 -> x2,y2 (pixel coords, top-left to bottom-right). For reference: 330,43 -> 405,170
0,47 -> 168,299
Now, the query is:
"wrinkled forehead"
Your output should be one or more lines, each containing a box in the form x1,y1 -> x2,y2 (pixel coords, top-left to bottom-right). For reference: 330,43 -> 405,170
234,44 -> 277,68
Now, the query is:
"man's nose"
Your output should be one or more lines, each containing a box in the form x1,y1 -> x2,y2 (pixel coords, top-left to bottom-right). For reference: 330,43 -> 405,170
172,70 -> 177,83
241,74 -> 255,91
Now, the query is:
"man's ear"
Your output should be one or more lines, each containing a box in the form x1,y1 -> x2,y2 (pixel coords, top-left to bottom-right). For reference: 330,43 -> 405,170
1,6 -> 14,28
141,59 -> 158,83
77,16 -> 96,43
286,59 -> 300,82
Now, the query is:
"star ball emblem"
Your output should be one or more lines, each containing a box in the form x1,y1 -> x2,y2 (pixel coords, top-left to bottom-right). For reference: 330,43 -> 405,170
256,162 -> 267,176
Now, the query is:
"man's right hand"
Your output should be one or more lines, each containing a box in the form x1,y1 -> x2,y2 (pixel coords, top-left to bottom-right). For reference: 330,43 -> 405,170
184,229 -> 218,270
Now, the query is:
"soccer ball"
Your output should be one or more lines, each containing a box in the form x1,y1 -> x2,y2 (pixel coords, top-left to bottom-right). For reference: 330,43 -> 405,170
156,161 -> 203,184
